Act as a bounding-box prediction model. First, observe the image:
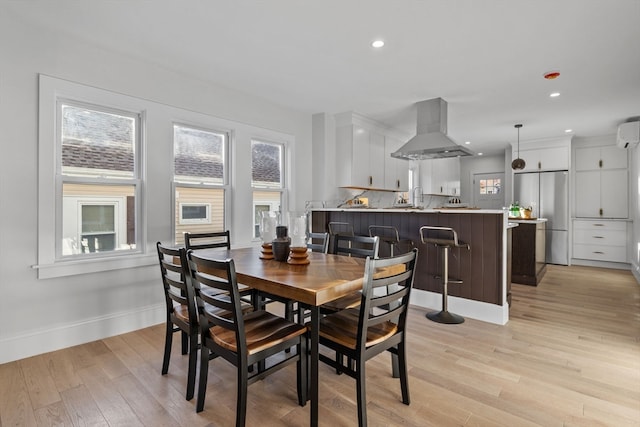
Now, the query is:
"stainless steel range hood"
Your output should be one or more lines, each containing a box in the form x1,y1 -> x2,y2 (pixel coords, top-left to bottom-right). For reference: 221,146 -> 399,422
391,98 -> 474,160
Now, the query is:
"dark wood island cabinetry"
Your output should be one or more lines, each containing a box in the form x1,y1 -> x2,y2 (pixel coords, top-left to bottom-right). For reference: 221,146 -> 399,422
311,208 -> 511,324
511,219 -> 547,285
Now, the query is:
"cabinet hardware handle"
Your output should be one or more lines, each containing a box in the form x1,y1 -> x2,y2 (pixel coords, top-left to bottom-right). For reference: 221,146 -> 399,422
593,224 -> 604,226
599,208 -> 603,216
599,159 -> 603,168
538,161 -> 541,169
593,251 -> 605,254
369,176 -> 373,186
593,236 -> 604,239
397,179 -> 400,188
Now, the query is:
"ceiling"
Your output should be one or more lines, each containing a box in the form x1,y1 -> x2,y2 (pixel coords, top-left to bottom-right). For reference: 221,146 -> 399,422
6,0 -> 640,155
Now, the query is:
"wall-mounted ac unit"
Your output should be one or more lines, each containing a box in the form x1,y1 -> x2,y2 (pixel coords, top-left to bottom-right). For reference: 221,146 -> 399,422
616,121 -> 639,149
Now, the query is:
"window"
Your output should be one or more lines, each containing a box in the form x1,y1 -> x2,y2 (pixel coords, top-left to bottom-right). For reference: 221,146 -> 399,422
173,124 -> 228,244
473,172 -> 505,210
251,140 -> 284,238
59,102 -> 140,257
479,178 -> 501,195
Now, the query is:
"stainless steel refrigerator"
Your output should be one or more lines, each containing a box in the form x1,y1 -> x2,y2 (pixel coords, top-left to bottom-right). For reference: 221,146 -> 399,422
514,171 -> 569,265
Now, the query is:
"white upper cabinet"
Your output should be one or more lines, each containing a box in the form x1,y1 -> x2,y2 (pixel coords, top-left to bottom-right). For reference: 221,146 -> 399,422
384,135 -> 409,191
575,145 -> 628,171
574,144 -> 628,218
335,112 -> 409,190
421,157 -> 460,196
513,146 -> 570,171
512,136 -> 572,172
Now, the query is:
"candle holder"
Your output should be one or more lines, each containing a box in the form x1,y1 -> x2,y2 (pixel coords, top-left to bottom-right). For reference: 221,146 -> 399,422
259,211 -> 278,260
272,225 -> 291,262
287,211 -> 310,265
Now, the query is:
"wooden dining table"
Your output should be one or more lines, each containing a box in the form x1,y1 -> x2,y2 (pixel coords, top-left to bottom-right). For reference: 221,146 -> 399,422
194,245 -> 370,427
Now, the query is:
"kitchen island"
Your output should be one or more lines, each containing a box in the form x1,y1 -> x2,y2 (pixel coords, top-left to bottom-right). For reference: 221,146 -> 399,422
311,208 -> 511,324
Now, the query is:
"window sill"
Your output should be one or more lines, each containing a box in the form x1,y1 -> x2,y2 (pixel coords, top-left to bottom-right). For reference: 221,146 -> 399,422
33,253 -> 157,279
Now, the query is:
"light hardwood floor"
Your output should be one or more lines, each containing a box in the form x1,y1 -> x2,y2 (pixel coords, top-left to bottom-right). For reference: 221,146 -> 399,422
1,265 -> 639,426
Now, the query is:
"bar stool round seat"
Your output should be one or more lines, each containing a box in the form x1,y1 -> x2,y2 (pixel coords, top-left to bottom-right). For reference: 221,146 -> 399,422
419,226 -> 470,324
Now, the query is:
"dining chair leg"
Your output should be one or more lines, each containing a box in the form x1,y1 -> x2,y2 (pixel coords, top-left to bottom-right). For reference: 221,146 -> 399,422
356,358 -> 368,427
398,341 -> 410,405
196,346 -> 210,413
162,322 -> 172,375
236,360 -> 249,427
186,332 -> 198,401
181,330 -> 188,355
296,338 -> 308,406
391,351 -> 400,378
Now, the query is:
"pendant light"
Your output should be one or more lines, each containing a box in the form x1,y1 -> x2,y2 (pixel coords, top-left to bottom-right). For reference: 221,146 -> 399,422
511,124 -> 526,170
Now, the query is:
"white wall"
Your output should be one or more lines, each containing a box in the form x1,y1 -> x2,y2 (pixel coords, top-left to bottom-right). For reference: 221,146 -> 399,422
631,144 -> 640,282
459,154 -> 506,205
0,11 -> 312,363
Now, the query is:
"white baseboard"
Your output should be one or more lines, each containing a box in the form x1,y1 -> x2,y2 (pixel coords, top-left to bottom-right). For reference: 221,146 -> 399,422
0,304 -> 165,364
571,258 -> 631,270
410,289 -> 509,325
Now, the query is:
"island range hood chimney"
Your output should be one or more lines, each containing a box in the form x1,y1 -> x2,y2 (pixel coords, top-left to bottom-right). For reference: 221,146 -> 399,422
391,98 -> 474,160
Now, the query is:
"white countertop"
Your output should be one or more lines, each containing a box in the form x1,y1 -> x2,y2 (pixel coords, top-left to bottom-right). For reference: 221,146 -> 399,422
508,218 -> 548,223
314,207 -> 505,214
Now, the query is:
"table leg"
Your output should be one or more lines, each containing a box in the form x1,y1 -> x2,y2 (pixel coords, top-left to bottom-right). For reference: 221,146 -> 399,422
310,306 -> 319,427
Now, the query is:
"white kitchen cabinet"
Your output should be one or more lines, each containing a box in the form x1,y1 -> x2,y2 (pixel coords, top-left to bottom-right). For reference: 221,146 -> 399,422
336,123 -> 385,189
421,157 -> 460,195
575,145 -> 628,171
573,219 -> 628,263
384,135 -> 409,191
574,145 -> 628,218
513,146 -> 569,172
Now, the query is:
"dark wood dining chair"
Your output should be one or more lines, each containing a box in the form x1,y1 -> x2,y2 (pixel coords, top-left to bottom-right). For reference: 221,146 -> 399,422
320,234 -> 380,312
185,230 -> 266,309
307,231 -> 330,253
156,242 -> 198,401
184,230 -> 232,250
188,251 -> 308,425
317,248 -> 418,427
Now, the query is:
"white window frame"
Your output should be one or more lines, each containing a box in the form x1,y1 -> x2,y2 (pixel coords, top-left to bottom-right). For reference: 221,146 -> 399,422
179,203 -> 212,225
56,99 -> 141,260
251,138 -> 287,240
172,123 -> 231,243
37,75 -> 151,278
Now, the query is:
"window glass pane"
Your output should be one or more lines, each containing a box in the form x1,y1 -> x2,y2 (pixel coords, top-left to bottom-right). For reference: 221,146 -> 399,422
175,186 -> 224,245
61,104 -> 135,177
62,183 -> 135,256
252,191 -> 281,238
252,140 -> 282,188
174,125 -> 225,184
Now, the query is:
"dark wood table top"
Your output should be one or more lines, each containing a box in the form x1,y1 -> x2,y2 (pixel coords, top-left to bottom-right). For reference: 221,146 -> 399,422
195,246 -> 369,306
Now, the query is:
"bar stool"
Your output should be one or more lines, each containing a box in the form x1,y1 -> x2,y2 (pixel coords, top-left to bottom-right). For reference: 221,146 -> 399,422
419,225 -> 470,324
368,225 -> 414,257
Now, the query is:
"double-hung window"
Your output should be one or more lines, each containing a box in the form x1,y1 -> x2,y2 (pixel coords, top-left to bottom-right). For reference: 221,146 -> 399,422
251,139 -> 285,238
59,101 -> 141,257
173,124 -> 228,245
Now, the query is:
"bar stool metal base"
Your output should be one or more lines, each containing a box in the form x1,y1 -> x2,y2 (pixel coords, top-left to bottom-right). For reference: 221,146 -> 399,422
426,310 -> 465,324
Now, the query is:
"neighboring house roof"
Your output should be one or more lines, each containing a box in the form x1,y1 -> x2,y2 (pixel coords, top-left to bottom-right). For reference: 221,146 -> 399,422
62,139 -> 280,183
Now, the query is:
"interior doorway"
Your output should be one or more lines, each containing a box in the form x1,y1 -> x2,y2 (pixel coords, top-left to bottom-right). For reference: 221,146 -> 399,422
472,172 -> 505,209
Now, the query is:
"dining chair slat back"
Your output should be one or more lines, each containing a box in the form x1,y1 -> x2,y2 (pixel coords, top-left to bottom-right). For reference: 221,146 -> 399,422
187,251 -> 308,424
317,248 -> 418,427
184,230 -> 231,250
156,242 -> 198,401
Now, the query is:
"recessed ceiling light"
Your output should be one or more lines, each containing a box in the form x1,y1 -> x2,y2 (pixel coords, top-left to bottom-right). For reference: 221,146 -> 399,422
478,152 -> 483,156
565,129 -> 573,133
465,141 -> 471,145
550,92 -> 561,98
371,40 -> 385,48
